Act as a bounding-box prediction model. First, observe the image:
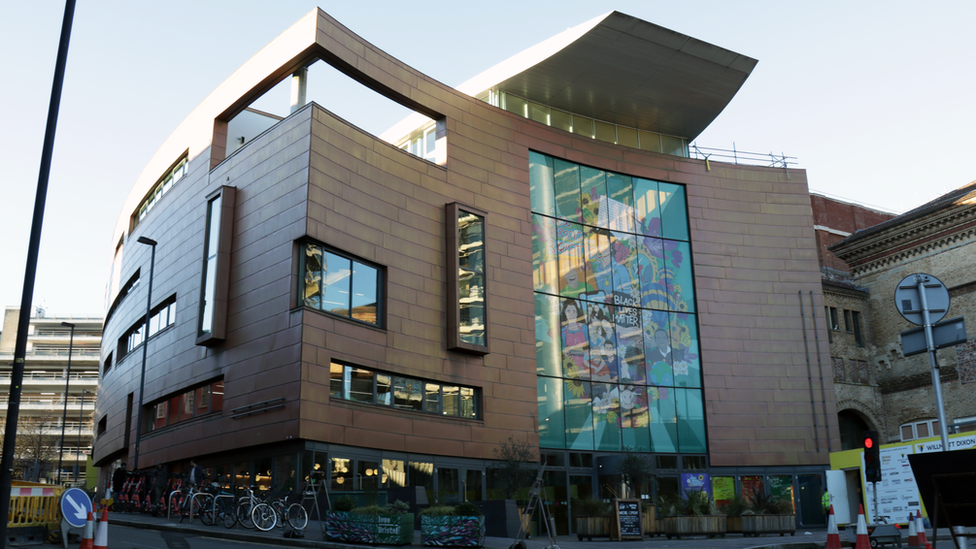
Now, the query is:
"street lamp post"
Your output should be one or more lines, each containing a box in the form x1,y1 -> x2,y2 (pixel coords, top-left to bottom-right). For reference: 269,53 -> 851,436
56,321 -> 75,484
76,389 -> 91,481
133,236 -> 156,471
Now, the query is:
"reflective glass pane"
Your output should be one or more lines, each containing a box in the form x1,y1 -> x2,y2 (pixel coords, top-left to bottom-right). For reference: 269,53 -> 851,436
585,228 -> 613,301
592,382 -> 620,451
538,376 -> 566,449
459,271 -> 485,345
617,127 -> 638,148
458,211 -> 484,272
503,93 -> 527,117
351,262 -> 378,324
532,214 -> 558,293
648,387 -> 677,452
610,231 -> 640,307
661,135 -> 685,157
535,293 -> 561,376
553,159 -> 581,222
460,387 -> 476,419
659,183 -> 689,241
638,131 -> 661,152
557,221 -> 589,300
578,166 -> 606,228
671,313 -> 701,388
676,388 -> 706,453
443,385 -> 459,416
620,384 -> 650,451
528,102 -> 549,124
322,251 -> 351,315
606,173 -> 635,234
376,374 -> 392,406
643,310 -> 673,387
633,178 -> 661,236
349,368 -> 373,404
564,379 -> 593,450
394,377 -> 422,411
425,382 -> 441,414
666,241 -> 695,312
330,363 -> 345,398
550,109 -> 572,132
303,245 -> 323,307
615,307 -> 644,385
529,152 -> 555,216
595,121 -> 616,143
560,298 -> 591,379
572,115 -> 594,138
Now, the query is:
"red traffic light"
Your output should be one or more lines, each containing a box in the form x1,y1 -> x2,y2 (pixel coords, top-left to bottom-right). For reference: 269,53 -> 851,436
864,438 -> 874,449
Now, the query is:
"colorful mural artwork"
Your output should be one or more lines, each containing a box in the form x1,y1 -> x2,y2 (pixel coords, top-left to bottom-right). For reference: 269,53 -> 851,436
531,151 -> 705,453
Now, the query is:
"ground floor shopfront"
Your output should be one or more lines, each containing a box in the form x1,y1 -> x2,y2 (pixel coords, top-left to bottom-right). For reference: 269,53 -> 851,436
102,441 -> 828,533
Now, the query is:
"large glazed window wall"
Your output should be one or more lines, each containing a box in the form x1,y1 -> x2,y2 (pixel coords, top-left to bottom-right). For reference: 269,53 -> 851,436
530,151 -> 705,453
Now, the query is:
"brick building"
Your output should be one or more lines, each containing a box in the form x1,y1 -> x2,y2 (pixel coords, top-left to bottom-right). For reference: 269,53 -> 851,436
828,182 -> 976,446
93,8 -> 841,528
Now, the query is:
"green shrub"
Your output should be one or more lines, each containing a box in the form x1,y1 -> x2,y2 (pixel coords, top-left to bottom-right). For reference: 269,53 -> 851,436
352,504 -> 386,515
333,496 -> 356,512
385,499 -> 411,515
752,492 -> 792,515
719,493 -> 750,517
454,501 -> 482,517
574,498 -> 611,516
679,489 -> 717,516
420,504 -> 456,516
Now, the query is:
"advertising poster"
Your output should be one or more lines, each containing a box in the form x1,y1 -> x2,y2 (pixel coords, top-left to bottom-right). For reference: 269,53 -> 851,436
681,473 -> 710,497
711,476 -> 735,506
863,443 -> 918,523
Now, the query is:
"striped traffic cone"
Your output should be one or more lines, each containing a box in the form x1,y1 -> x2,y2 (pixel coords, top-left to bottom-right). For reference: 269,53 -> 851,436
826,505 -> 842,549
80,511 -> 94,549
92,508 -> 109,549
906,512 -> 919,549
916,511 -> 927,547
855,504 -> 871,549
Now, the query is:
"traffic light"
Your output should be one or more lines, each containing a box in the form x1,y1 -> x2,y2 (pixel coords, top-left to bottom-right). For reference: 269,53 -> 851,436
863,431 -> 882,483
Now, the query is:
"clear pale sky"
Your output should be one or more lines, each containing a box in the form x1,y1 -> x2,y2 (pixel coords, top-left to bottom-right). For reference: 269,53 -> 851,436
2,1 -> 975,316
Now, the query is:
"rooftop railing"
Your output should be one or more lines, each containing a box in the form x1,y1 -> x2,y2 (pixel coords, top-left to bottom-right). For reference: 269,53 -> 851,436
690,143 -> 798,175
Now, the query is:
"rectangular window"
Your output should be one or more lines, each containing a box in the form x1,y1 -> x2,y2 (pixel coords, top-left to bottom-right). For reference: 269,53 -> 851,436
852,311 -> 863,347
133,155 -> 188,228
447,203 -> 489,354
146,379 -> 223,432
331,362 -> 480,419
844,310 -> 853,332
197,186 -> 236,345
301,241 -> 382,327
828,307 -> 839,330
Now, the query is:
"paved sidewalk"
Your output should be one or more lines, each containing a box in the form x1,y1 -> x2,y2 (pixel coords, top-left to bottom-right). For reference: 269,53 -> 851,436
105,511 -> 974,549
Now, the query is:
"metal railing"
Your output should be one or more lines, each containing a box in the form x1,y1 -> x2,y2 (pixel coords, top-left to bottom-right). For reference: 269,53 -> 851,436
0,396 -> 94,407
0,372 -> 98,382
690,143 -> 797,173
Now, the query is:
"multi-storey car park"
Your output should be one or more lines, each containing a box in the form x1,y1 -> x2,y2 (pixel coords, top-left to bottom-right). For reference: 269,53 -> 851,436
94,8 -> 840,529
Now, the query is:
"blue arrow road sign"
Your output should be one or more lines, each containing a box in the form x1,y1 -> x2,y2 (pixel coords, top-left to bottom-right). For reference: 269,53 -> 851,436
60,488 -> 92,528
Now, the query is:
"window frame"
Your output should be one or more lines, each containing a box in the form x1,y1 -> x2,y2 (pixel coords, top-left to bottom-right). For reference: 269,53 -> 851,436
446,202 -> 489,355
196,186 -> 236,345
300,240 -> 385,328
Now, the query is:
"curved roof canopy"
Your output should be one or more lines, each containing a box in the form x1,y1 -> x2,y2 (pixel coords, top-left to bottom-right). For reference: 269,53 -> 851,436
458,11 -> 757,141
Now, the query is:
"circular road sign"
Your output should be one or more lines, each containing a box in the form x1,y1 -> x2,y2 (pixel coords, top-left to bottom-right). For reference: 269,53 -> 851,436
60,487 -> 93,528
894,273 -> 949,326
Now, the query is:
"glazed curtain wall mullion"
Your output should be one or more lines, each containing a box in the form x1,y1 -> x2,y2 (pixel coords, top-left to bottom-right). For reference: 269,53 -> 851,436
530,150 -> 703,454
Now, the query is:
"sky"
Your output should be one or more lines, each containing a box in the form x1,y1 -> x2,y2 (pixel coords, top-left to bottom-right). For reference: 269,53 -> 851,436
2,1 -> 975,317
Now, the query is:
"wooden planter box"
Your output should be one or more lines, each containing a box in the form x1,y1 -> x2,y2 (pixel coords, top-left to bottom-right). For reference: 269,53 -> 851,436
325,511 -> 415,545
659,515 -> 727,539
421,515 -> 486,547
642,505 -> 656,534
727,516 -> 743,534
574,516 -> 611,541
741,514 -> 796,536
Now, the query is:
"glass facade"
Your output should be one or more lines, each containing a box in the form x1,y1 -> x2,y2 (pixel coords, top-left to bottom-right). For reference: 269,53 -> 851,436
530,151 -> 704,453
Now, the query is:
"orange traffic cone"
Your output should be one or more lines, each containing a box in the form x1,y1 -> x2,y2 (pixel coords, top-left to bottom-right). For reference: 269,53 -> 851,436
826,505 -> 842,549
907,512 -> 919,549
855,504 -> 871,549
916,511 -> 927,547
93,508 -> 109,549
80,511 -> 94,549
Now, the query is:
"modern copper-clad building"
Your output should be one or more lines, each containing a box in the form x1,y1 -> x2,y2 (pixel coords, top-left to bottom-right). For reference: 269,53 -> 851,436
94,8 -> 838,527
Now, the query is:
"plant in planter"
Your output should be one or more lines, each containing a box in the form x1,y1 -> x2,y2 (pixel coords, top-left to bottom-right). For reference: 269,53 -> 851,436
657,490 -> 726,539
719,494 -> 753,533
573,498 -> 611,541
420,501 -> 486,547
742,493 -> 795,537
616,448 -> 656,535
325,498 -> 415,545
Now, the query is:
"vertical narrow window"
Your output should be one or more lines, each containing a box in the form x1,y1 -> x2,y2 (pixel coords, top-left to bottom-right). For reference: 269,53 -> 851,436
197,186 -> 236,345
447,203 -> 489,354
844,310 -> 853,333
852,311 -> 863,347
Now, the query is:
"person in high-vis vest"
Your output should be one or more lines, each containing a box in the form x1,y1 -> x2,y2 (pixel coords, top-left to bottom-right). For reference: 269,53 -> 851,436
822,490 -> 831,521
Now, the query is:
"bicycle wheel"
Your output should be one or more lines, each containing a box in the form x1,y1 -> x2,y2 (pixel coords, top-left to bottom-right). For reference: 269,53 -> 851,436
287,502 -> 308,530
272,500 -> 286,529
251,502 -> 277,532
237,501 -> 254,529
199,496 -> 215,526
